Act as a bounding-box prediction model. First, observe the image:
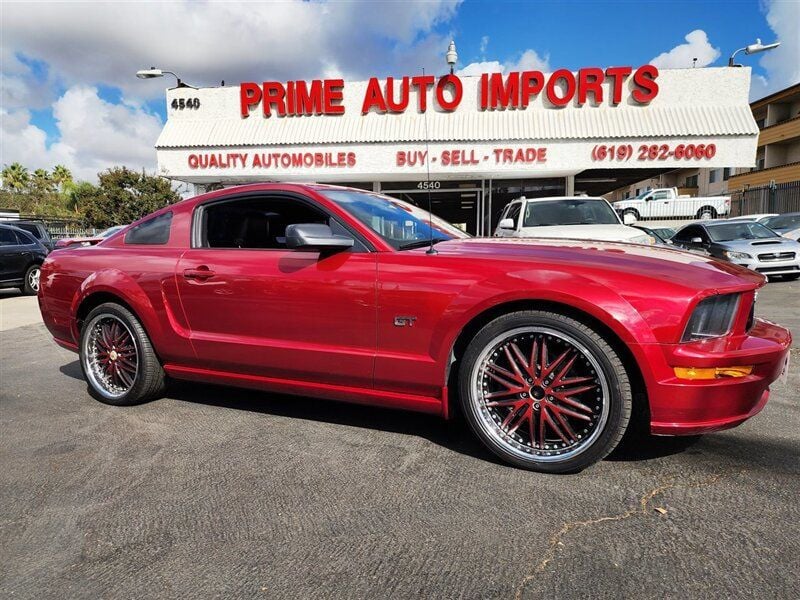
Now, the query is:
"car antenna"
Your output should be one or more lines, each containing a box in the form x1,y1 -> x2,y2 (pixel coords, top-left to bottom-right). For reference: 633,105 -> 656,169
421,67 -> 437,255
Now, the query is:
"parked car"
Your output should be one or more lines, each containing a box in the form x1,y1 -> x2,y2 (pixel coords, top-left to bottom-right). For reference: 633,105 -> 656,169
54,225 -> 127,249
761,212 -> 800,242
494,196 -> 654,244
0,223 -> 49,295
672,220 -> 800,280
38,184 -> 791,473
631,225 -> 676,245
11,220 -> 55,252
613,187 -> 730,221
726,213 -> 777,223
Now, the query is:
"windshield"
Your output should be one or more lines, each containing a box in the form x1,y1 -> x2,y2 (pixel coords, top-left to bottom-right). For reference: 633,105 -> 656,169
633,190 -> 651,200
762,214 -> 800,230
707,222 -> 779,242
320,189 -> 469,250
522,198 -> 620,227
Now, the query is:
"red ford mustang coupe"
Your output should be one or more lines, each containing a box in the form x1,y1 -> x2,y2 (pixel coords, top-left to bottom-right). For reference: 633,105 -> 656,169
38,184 -> 791,473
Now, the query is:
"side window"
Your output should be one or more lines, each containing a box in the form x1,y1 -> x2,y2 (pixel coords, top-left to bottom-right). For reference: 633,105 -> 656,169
125,212 -> 173,245
652,191 -> 669,201
0,228 -> 19,246
200,196 -> 347,250
16,230 -> 36,245
505,202 -> 522,227
674,226 -> 698,243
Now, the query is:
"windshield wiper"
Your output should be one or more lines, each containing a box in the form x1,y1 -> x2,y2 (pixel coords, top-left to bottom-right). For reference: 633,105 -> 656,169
398,238 -> 448,251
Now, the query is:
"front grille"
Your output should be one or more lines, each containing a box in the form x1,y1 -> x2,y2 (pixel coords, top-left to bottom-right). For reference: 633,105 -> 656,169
758,251 -> 795,261
756,265 -> 800,274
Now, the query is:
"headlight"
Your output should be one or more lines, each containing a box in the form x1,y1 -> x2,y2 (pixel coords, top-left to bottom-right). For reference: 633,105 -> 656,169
681,293 -> 740,342
723,250 -> 751,260
630,234 -> 655,245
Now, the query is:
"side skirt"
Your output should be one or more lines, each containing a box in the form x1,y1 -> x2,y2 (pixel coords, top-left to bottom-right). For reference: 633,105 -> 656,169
163,364 -> 445,416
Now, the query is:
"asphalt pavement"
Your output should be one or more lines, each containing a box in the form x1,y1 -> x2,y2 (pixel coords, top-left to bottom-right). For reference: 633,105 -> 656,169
1,282 -> 799,599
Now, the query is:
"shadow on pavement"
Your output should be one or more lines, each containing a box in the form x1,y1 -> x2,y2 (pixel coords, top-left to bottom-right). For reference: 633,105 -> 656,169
57,359 -> 798,472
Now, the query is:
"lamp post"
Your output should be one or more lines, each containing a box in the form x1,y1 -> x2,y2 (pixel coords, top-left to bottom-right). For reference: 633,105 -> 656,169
446,41 -> 458,74
135,67 -> 190,88
728,39 -> 780,67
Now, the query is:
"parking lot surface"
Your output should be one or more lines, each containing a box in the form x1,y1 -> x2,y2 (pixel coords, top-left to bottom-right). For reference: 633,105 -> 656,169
1,282 -> 799,599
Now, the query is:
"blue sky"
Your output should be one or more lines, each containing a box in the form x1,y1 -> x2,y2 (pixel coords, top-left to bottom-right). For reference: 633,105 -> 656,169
2,0 -> 797,181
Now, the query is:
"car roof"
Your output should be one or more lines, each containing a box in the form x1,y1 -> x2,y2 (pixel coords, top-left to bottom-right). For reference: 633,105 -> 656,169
513,196 -> 607,203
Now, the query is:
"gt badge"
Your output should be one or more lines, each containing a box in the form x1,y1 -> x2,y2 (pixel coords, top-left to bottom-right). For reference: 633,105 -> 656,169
394,316 -> 417,327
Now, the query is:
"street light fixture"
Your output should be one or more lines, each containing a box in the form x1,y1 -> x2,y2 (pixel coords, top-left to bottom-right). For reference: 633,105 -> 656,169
135,67 -> 190,87
728,39 -> 781,67
445,41 -> 458,74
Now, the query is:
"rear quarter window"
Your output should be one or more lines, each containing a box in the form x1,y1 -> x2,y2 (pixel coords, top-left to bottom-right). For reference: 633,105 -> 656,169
124,212 -> 173,245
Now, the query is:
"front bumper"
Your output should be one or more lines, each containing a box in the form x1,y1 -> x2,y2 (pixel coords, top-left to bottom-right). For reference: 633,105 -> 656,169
640,318 -> 791,435
731,256 -> 800,277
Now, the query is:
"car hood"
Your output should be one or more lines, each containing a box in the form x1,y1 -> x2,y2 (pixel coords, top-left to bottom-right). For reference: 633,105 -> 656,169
516,224 -> 648,242
715,237 -> 800,252
432,237 -> 765,292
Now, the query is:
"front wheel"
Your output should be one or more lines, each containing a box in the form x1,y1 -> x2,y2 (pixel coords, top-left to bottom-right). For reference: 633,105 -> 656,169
22,264 -> 41,295
458,310 -> 632,473
79,302 -> 166,406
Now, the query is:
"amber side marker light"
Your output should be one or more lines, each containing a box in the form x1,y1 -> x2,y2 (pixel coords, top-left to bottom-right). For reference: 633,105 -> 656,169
674,366 -> 754,380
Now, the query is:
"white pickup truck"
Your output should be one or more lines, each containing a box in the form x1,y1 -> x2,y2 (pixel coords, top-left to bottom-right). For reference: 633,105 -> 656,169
612,187 -> 730,222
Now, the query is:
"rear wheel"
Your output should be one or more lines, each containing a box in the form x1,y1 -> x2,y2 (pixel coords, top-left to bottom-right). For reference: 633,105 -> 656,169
622,208 -> 640,223
79,302 -> 165,405
696,206 -> 717,220
22,264 -> 41,295
458,310 -> 632,473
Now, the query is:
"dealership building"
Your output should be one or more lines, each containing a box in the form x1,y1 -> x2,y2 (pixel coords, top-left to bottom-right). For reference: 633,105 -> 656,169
155,65 -> 759,235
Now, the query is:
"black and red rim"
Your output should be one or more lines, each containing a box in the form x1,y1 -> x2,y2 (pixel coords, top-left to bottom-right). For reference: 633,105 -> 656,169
470,326 -> 609,463
83,314 -> 139,399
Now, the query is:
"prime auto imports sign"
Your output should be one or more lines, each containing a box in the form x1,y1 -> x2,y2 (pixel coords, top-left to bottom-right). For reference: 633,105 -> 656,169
238,65 -> 660,118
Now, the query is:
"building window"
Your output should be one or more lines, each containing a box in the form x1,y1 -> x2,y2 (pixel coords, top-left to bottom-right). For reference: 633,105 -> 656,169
723,168 -> 731,181
685,175 -> 698,188
709,170 -> 718,184
623,191 -> 630,199
755,118 -> 766,129
635,188 -> 640,196
755,158 -> 765,171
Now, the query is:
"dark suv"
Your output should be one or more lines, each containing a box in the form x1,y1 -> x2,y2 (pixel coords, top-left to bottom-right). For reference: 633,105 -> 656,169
11,220 -> 55,252
0,223 -> 49,295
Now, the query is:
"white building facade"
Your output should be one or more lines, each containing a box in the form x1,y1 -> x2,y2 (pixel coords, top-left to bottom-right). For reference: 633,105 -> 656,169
155,66 -> 759,235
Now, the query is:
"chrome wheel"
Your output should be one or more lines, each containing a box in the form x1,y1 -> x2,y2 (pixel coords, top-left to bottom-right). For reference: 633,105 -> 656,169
27,267 -> 40,293
470,327 -> 609,463
82,314 -> 139,400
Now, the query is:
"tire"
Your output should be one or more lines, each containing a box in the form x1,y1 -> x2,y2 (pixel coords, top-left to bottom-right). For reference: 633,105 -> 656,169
696,206 -> 717,220
22,264 -> 41,295
458,310 -> 632,473
622,209 -> 640,222
79,302 -> 166,406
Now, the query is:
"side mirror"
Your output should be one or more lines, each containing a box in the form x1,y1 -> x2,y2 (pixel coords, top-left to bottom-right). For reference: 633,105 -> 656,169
690,237 -> 705,246
285,223 -> 354,251
622,213 -> 637,225
498,218 -> 515,230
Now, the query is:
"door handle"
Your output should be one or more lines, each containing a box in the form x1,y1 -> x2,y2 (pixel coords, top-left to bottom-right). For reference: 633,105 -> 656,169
183,266 -> 215,280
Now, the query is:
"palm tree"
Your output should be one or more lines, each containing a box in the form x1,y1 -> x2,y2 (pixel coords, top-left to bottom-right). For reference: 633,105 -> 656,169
2,162 -> 29,191
31,168 -> 55,194
52,165 -> 73,191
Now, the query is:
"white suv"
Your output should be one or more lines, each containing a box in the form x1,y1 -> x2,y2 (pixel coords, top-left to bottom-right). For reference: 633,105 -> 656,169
494,196 -> 654,244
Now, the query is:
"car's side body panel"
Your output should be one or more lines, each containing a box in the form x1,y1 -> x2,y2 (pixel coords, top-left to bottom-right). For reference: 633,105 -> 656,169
38,183 -> 791,437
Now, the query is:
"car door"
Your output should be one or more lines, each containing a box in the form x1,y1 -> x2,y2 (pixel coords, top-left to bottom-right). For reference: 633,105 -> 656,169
175,193 -> 378,389
650,190 -> 672,219
0,228 -> 28,283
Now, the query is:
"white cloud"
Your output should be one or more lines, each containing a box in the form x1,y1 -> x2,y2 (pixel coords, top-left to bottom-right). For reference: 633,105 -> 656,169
650,30 -> 720,69
1,0 -> 462,102
479,35 -> 489,55
1,87 -> 163,181
458,49 -> 550,76
750,0 -> 800,100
